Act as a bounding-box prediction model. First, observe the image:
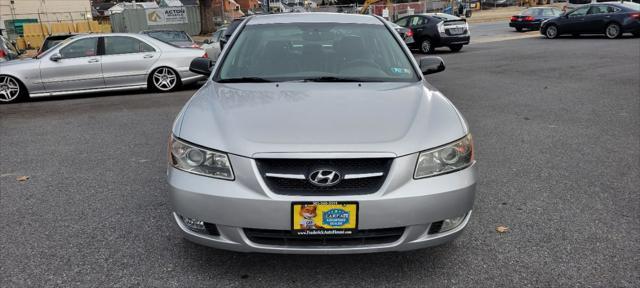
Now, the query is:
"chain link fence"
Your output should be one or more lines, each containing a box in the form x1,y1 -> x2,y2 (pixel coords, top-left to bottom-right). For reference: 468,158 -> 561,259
285,0 -> 528,22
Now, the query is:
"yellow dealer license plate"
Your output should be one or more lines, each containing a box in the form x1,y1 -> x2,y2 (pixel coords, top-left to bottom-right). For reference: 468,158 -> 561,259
292,202 -> 358,236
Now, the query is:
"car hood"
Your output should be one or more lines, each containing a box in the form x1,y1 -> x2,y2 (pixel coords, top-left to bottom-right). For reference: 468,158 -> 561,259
175,81 -> 468,157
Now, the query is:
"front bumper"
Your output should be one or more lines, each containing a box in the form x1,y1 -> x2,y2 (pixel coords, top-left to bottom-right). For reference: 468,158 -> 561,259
437,35 -> 470,46
168,153 -> 477,254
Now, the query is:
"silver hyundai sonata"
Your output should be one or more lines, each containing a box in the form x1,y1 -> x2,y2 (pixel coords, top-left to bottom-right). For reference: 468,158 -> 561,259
0,33 -> 205,103
168,13 -> 476,254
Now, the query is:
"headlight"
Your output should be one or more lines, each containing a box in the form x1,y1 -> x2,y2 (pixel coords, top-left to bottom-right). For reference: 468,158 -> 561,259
414,134 -> 474,179
169,136 -> 234,180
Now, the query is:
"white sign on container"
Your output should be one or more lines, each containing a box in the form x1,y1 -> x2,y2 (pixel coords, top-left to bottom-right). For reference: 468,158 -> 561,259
146,7 -> 188,25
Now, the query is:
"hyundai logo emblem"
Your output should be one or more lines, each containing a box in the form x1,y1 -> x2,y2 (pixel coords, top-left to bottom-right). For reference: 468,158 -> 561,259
308,169 -> 342,187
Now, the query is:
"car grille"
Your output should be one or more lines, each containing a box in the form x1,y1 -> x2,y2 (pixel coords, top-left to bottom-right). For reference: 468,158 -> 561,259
255,158 -> 393,195
244,227 -> 405,247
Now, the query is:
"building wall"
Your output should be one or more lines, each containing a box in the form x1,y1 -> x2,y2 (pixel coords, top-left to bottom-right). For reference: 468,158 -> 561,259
0,0 -> 92,23
236,0 -> 260,12
212,0 -> 244,19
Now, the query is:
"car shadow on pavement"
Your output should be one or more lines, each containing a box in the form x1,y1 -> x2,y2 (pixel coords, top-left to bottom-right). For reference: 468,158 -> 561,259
176,238 -> 459,284
555,34 -> 638,40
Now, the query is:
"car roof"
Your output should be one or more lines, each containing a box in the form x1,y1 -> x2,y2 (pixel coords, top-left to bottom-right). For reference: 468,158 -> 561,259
246,13 -> 382,25
419,13 -> 462,20
45,34 -> 80,39
140,29 -> 187,33
70,33 -> 163,42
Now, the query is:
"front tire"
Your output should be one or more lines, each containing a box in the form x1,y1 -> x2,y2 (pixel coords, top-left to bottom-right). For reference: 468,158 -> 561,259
420,39 -> 433,54
150,67 -> 181,92
0,75 -> 26,104
449,44 -> 463,52
605,23 -> 622,39
544,25 -> 559,39
516,27 -> 523,32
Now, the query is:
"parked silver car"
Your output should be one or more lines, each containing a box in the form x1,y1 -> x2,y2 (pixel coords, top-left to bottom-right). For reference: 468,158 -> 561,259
0,33 -> 205,103
169,13 -> 476,254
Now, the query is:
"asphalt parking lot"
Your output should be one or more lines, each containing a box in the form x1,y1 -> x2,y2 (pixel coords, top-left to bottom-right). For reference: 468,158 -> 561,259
1,31 -> 639,286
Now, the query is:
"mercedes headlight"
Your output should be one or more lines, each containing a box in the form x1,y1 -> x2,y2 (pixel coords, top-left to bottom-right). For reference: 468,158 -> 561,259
414,134 -> 474,179
169,136 -> 234,180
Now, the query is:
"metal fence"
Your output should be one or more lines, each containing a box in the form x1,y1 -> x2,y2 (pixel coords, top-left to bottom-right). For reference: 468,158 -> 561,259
307,1 -> 449,21
110,6 -> 201,36
1,11 -> 105,39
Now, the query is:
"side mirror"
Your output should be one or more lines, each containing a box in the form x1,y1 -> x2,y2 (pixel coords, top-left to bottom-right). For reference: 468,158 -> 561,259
189,57 -> 214,76
50,53 -> 62,62
419,56 -> 445,75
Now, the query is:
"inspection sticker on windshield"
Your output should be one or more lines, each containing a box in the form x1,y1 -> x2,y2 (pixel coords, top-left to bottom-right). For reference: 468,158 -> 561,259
292,202 -> 358,235
390,67 -> 411,75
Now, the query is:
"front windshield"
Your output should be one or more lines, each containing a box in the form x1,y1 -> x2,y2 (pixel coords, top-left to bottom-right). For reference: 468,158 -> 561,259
216,23 -> 418,82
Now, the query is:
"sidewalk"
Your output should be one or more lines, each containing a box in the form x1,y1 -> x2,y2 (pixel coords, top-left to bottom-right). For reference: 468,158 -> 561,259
467,6 -> 523,23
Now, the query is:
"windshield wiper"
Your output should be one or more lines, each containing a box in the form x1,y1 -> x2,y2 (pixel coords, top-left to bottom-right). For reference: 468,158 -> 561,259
217,77 -> 274,83
301,76 -> 373,82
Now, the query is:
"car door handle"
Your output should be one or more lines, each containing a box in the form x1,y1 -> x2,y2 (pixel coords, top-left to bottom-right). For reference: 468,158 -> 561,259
143,54 -> 154,59
87,58 -> 99,63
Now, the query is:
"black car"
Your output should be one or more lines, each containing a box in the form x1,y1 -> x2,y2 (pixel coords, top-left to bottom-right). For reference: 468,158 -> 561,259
541,2 -> 640,39
395,13 -> 470,54
387,20 -> 415,45
510,7 -> 563,31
